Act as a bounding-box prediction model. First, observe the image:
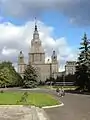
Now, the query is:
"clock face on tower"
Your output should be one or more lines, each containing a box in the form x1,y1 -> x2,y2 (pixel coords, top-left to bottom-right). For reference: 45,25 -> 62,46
34,34 -> 39,39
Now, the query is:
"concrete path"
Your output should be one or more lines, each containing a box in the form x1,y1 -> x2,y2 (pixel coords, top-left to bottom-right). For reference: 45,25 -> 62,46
0,106 -> 49,120
44,93 -> 90,120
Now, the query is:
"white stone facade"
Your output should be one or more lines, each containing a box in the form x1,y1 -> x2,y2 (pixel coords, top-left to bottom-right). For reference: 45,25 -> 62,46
65,61 -> 76,75
18,24 -> 58,81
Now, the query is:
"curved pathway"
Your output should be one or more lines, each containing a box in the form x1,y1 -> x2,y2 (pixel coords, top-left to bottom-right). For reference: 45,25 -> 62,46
44,93 -> 90,120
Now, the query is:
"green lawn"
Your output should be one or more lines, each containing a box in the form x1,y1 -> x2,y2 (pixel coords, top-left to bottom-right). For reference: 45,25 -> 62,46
0,91 -> 60,107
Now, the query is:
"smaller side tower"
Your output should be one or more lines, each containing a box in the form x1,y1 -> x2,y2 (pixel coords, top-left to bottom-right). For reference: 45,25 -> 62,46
51,50 -> 57,63
18,51 -> 26,77
51,50 -> 58,74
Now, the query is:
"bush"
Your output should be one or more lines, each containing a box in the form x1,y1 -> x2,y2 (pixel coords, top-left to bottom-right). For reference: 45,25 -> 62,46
0,90 -> 4,93
39,80 -> 45,86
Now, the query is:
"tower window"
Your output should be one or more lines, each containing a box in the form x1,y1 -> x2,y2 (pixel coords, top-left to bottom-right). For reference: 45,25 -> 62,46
32,54 -> 34,62
40,54 -> 42,61
20,58 -> 23,63
53,56 -> 56,59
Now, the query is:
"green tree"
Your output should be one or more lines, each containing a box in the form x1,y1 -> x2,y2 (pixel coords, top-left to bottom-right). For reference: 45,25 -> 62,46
22,64 -> 38,88
0,67 -> 11,87
75,33 -> 90,91
0,61 -> 22,87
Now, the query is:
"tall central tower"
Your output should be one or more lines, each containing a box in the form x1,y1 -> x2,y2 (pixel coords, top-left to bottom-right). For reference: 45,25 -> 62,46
28,19 -> 45,64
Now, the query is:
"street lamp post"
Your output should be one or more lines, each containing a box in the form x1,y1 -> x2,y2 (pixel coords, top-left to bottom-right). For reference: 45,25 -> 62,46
50,63 -> 52,88
50,63 -> 52,78
63,74 -> 65,86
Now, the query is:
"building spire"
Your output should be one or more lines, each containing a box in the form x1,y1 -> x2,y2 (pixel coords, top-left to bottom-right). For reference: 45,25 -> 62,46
35,17 -> 37,31
33,17 -> 39,40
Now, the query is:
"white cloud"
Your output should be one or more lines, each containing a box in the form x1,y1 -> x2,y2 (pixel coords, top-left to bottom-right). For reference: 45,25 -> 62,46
0,20 -> 77,71
2,47 -> 17,56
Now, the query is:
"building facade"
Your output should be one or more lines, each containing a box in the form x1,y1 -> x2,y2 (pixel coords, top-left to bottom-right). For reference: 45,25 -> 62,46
18,23 -> 58,81
65,61 -> 76,75
53,71 -> 65,79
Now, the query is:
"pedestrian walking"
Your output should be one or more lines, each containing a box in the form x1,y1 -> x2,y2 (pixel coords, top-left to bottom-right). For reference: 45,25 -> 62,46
56,87 -> 60,96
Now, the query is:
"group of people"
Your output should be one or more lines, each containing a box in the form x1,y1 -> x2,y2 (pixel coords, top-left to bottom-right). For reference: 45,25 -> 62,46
56,87 -> 65,97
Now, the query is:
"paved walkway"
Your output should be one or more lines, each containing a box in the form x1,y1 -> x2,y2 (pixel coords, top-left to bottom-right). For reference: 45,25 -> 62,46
0,106 -> 49,120
45,93 -> 90,120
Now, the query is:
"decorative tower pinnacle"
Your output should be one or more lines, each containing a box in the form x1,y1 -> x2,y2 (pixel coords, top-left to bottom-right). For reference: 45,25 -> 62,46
35,17 -> 37,31
33,17 -> 39,40
18,51 -> 24,64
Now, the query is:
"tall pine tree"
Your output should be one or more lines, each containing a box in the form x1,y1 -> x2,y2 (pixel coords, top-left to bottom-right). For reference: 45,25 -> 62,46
22,64 -> 38,88
75,33 -> 90,91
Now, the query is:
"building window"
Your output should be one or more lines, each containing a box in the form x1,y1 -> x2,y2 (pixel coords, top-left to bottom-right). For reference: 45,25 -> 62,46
20,58 -> 23,63
36,54 -> 38,61
40,54 -> 42,61
32,54 -> 34,62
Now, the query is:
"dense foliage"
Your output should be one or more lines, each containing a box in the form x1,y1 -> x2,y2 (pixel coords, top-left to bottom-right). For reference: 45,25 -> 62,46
45,74 -> 75,85
55,74 -> 75,82
0,61 -> 22,87
22,64 -> 38,88
75,33 -> 90,91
